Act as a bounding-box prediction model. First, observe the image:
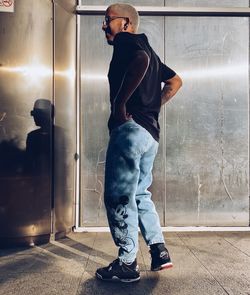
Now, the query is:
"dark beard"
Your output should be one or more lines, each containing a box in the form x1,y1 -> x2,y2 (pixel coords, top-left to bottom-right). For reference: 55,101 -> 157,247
105,26 -> 114,46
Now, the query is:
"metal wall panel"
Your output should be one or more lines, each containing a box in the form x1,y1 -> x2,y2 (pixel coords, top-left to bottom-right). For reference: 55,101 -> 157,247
139,16 -> 165,224
163,15 -> 249,225
53,0 -> 77,235
0,0 -> 77,245
80,15 -> 110,226
0,0 -> 53,243
79,2 -> 249,227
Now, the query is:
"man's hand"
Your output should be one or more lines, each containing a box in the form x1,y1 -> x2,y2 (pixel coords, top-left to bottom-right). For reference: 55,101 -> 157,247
112,50 -> 150,121
113,102 -> 132,124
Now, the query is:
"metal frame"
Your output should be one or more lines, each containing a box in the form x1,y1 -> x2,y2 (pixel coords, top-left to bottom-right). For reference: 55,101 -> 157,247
74,226 -> 250,232
75,13 -> 81,230
74,4 -> 250,231
76,5 -> 250,17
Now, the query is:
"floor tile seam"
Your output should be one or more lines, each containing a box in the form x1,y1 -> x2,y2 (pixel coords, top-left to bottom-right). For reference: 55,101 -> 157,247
183,237 -> 250,259
176,233 -> 231,295
220,237 -> 250,258
178,235 -> 249,271
74,271 -> 88,295
84,232 -> 98,268
176,232 -> 249,258
74,232 -> 98,294
138,243 -> 150,277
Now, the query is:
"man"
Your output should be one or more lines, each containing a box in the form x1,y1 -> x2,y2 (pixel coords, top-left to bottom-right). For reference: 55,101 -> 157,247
96,3 -> 182,283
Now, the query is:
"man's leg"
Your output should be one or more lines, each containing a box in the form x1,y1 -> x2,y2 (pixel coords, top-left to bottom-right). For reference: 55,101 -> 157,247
135,135 -> 165,245
135,133 -> 173,271
104,121 -> 144,263
96,121 -> 145,282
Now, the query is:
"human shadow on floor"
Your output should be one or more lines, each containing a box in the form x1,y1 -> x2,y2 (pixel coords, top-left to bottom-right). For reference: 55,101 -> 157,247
39,236 -> 160,294
43,236 -> 160,294
77,274 -> 160,295
0,246 -> 55,286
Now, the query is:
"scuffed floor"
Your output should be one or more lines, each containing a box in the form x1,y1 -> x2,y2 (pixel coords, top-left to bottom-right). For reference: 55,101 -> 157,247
0,232 -> 250,295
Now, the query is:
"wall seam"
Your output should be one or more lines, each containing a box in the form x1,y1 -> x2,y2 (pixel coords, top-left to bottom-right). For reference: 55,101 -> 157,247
51,0 -> 56,237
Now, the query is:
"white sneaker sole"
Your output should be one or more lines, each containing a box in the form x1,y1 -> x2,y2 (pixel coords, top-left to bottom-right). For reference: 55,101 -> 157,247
160,262 -> 173,270
96,272 -> 140,283
151,262 -> 173,271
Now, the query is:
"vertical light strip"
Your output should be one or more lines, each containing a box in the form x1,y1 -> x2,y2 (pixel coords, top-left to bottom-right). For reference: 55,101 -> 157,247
75,13 -> 81,229
163,12 -> 167,227
248,1 -> 250,226
51,0 -> 56,238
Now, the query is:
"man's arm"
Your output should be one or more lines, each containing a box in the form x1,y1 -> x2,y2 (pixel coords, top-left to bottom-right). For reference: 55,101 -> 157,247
161,74 -> 182,106
113,50 -> 150,123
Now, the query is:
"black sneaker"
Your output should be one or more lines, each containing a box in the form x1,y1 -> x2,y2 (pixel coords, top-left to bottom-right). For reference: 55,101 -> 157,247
150,243 -> 173,271
96,258 -> 140,283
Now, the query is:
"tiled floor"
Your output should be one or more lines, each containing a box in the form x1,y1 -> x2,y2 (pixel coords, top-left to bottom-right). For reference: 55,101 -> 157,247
1,232 -> 250,295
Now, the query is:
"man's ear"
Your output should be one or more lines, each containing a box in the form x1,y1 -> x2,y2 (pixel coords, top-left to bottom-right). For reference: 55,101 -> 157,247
122,18 -> 129,30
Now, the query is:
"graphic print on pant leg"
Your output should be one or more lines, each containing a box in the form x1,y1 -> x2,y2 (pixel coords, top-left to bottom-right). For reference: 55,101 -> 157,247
106,195 -> 135,254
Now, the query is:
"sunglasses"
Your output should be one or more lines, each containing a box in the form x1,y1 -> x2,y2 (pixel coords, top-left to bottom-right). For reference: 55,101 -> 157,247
103,16 -> 130,27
